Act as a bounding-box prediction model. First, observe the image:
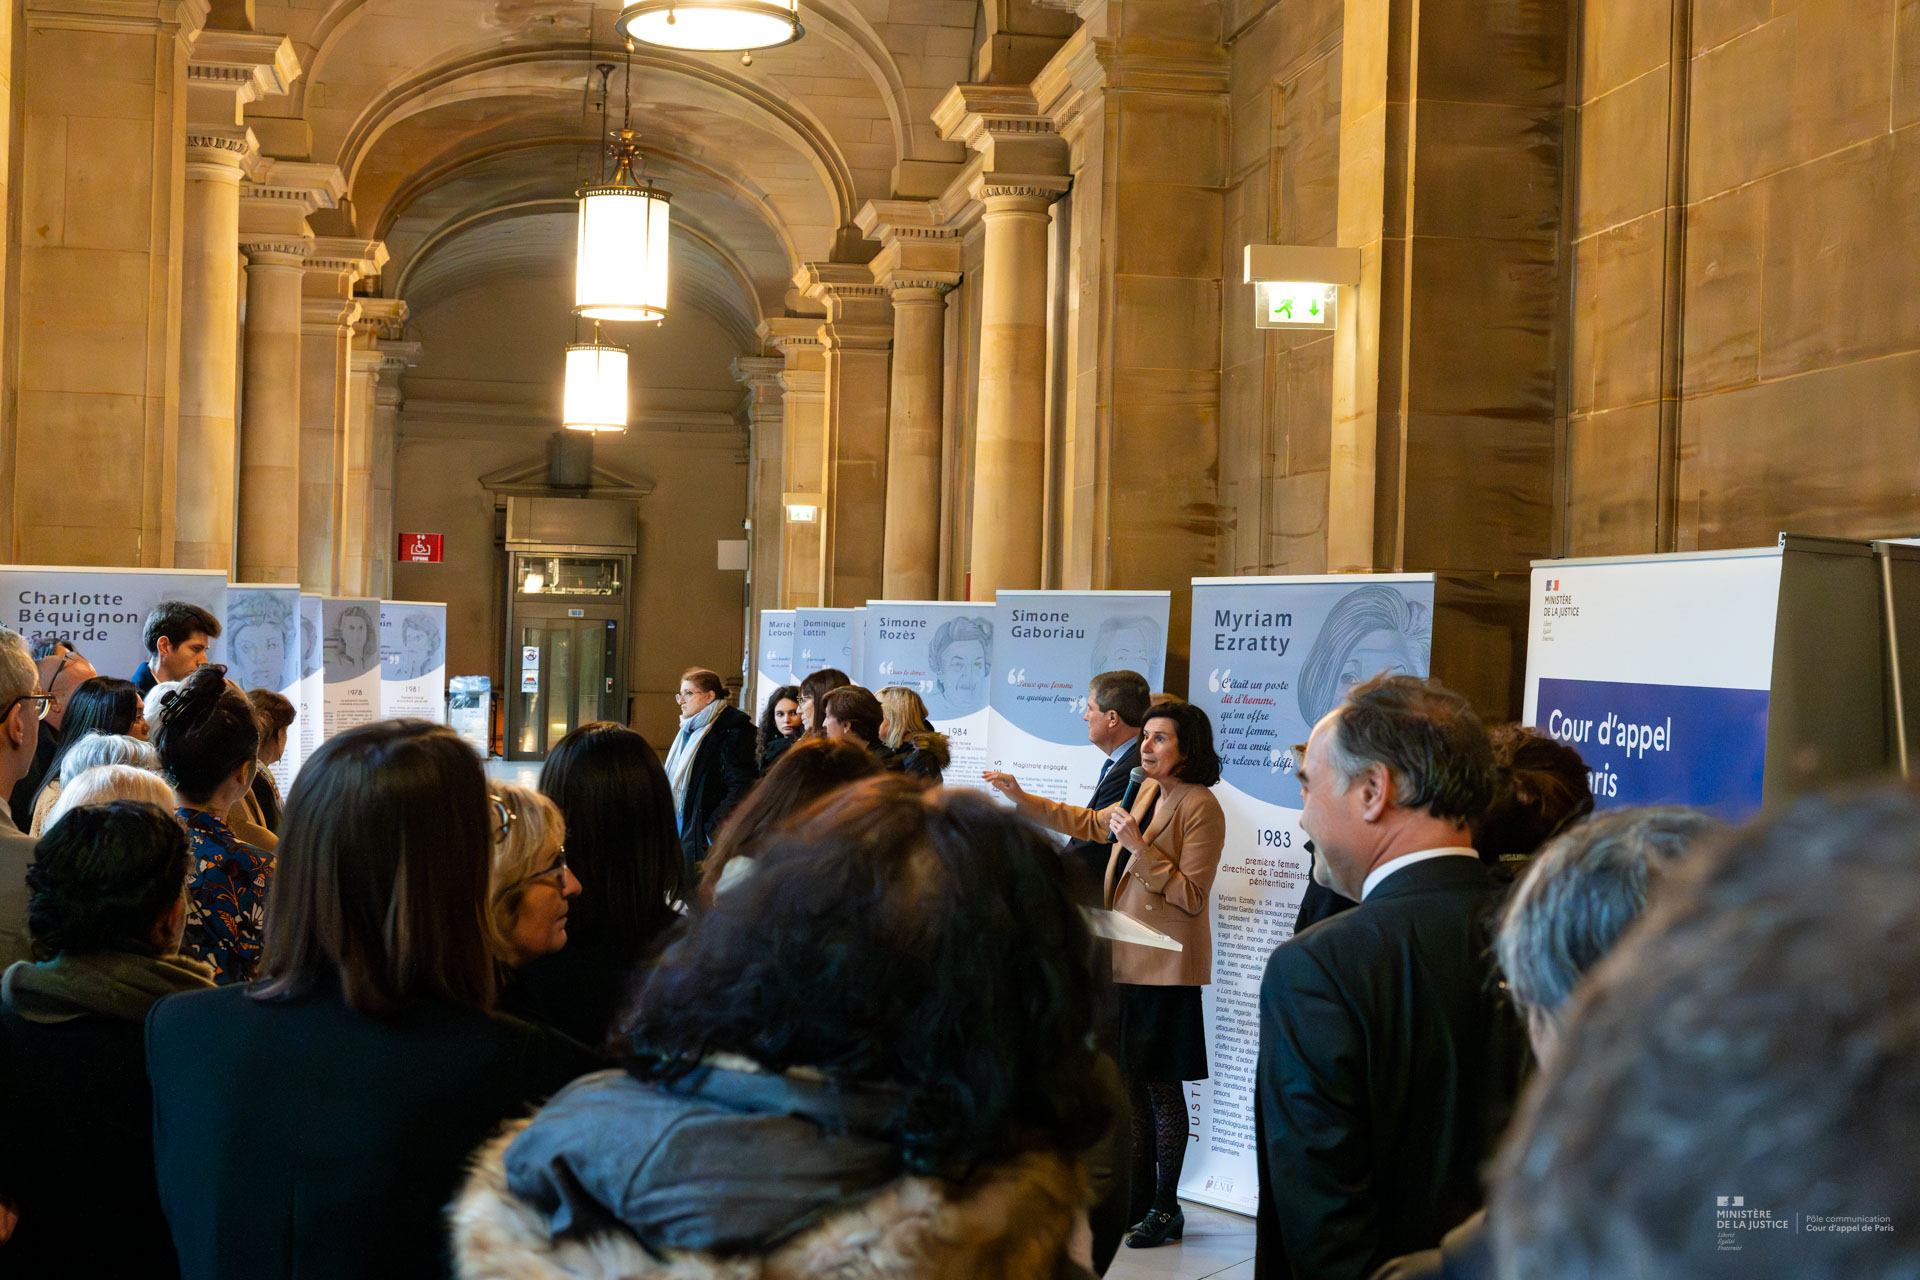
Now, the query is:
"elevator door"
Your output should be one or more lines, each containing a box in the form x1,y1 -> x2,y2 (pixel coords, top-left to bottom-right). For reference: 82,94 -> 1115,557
510,613 -> 620,759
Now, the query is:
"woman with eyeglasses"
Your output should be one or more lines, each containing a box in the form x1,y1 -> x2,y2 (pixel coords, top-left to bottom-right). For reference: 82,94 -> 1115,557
486,785 -> 583,969
146,721 -> 595,1280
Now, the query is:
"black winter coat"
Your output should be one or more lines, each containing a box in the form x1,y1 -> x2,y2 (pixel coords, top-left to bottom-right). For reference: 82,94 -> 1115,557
676,705 -> 758,876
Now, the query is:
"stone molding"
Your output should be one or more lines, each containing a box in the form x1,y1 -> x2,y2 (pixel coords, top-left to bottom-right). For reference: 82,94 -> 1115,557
306,236 -> 389,284
356,297 -> 409,342
883,275 -> 962,298
301,297 -> 360,332
820,322 -> 894,353
242,160 -> 346,213
25,0 -> 211,40
237,239 -> 311,267
977,178 -> 1071,202
188,28 -> 300,101
732,355 -> 786,390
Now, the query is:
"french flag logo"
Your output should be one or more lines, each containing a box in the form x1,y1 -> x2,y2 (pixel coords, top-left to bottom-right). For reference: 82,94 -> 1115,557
1546,579 -> 1560,591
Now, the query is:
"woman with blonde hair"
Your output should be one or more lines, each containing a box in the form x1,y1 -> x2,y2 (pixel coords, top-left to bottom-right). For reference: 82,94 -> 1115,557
876,686 -> 933,750
486,783 -> 582,971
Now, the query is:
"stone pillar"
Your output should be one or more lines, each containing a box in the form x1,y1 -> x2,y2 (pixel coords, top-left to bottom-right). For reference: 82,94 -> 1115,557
371,341 -> 418,601
236,160 -> 343,584
733,355 -> 787,622
855,201 -> 965,602
934,86 -> 1069,601
340,341 -> 381,597
298,238 -> 385,593
798,264 -> 894,608
763,320 -> 828,610
174,30 -> 297,572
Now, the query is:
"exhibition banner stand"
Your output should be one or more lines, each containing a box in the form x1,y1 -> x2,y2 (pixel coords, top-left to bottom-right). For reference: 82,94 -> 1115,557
322,597 -> 382,739
227,585 -> 302,792
1181,572 -> 1527,1216
0,566 -> 227,684
793,607 -> 864,686
754,609 -> 795,714
297,596 -> 324,777
987,591 -> 1169,807
1525,535 -> 1894,818
862,602 -> 998,790
380,601 -> 448,722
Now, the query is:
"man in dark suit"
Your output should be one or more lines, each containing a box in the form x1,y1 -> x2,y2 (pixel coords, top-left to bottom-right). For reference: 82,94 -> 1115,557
667,668 -> 759,883
1254,675 -> 1528,1280
1063,670 -> 1151,899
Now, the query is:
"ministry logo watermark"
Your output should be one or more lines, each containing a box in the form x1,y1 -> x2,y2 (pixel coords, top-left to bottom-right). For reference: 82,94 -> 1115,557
1712,1196 -> 1896,1253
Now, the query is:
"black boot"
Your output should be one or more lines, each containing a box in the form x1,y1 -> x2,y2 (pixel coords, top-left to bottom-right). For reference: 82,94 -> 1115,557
1124,1207 -> 1185,1248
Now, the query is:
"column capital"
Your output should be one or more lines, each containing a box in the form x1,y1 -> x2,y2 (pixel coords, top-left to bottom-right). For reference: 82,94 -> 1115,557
732,355 -> 785,390
185,126 -> 257,177
854,199 -> 967,292
354,296 -> 409,341
932,84 -> 1070,177
307,237 -> 388,281
187,28 -> 298,174
242,159 -> 344,217
238,234 -> 309,268
794,262 -> 893,331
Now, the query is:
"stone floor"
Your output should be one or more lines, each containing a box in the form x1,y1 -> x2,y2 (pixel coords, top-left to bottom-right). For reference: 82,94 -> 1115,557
1105,1203 -> 1256,1280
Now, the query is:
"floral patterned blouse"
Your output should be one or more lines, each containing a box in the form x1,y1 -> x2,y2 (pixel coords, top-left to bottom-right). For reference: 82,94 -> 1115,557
179,807 -> 275,986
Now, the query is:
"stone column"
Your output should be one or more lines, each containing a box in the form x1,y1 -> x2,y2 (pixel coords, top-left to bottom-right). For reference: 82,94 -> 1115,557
855,201 -> 965,602
371,341 -> 418,601
298,238 -> 386,593
798,264 -> 894,608
763,320 -> 828,609
175,30 -> 298,572
732,355 -> 787,622
234,240 -> 307,582
339,341 -> 382,597
934,86 -> 1069,601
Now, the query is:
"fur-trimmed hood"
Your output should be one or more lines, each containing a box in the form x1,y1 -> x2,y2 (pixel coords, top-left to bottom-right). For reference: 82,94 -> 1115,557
450,1066 -> 1095,1280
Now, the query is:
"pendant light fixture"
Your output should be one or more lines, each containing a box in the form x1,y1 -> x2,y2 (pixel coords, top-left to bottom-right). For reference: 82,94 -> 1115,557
575,43 -> 672,323
563,322 -> 630,433
617,0 -> 803,64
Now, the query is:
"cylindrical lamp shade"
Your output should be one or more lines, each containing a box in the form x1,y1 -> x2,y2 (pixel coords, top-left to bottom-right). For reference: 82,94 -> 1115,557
563,343 -> 629,433
575,184 -> 671,323
618,0 -> 802,52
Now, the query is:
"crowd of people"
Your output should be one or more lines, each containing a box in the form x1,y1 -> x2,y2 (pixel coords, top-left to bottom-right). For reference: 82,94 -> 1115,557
1,601 -> 1917,1279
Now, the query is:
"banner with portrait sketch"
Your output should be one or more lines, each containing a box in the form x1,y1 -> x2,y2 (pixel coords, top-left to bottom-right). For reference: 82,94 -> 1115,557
226,585 -> 302,793
862,602 -> 998,792
322,596 -> 383,739
1180,574 -> 1439,1216
792,608 -> 864,688
0,566 -> 227,686
987,591 -> 1170,807
380,601 -> 448,723
754,609 -> 795,717
297,595 -> 324,778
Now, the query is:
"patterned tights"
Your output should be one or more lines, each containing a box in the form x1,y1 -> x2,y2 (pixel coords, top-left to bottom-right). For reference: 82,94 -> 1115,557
1128,1079 -> 1189,1216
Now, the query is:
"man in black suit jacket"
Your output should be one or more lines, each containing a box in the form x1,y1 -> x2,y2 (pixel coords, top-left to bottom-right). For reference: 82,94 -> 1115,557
1255,675 -> 1527,1280
1062,670 -> 1152,900
669,669 -> 759,882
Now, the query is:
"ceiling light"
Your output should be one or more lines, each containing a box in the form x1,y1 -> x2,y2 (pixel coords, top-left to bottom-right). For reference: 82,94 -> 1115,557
575,49 -> 671,323
618,0 -> 803,60
563,332 -> 629,433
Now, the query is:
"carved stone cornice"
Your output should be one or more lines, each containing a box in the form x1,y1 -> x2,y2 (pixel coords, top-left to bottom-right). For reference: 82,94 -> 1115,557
355,297 -> 409,342
975,177 -> 1073,203
24,0 -> 211,41
300,297 -> 360,332
760,315 -> 828,362
882,274 -> 963,298
305,237 -> 388,285
794,262 -> 893,332
242,160 -> 345,213
238,236 -> 310,268
189,28 -> 299,99
732,355 -> 786,391
820,322 -> 894,353
931,84 -> 1069,212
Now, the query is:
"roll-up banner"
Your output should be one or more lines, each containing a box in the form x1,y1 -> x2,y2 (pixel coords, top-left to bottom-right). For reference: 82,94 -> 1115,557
988,591 -> 1170,807
0,566 -> 227,685
227,585 -> 302,793
380,601 -> 448,723
1525,535 -> 1896,818
755,609 -> 795,715
863,602 -> 998,791
1181,574 -> 1440,1215
792,608 -> 864,687
297,595 -> 324,776
322,597 -> 382,739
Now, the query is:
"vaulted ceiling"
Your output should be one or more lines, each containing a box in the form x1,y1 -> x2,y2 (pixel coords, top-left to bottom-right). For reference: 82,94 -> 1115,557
247,0 -> 989,347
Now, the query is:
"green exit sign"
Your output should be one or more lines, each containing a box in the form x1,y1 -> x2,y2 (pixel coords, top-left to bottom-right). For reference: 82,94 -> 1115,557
1254,282 -> 1337,331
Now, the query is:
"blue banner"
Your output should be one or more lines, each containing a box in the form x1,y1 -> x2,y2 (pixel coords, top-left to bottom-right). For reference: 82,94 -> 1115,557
793,608 -> 864,686
864,602 -> 997,789
1535,677 -> 1770,819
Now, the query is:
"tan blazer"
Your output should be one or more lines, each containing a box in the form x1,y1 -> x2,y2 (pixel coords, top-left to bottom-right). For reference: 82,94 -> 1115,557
1020,776 -> 1225,987
227,787 -> 278,853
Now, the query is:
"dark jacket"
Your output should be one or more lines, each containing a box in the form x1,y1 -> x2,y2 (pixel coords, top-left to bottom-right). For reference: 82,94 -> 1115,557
7,723 -> 58,833
1063,741 -> 1141,904
0,952 -> 215,1279
451,1063 -> 1096,1280
147,978 -> 596,1280
676,704 -> 757,874
500,913 -> 680,1051
1294,878 -> 1357,933
1370,1210 -> 1492,1280
758,731 -> 797,774
1254,857 -> 1528,1280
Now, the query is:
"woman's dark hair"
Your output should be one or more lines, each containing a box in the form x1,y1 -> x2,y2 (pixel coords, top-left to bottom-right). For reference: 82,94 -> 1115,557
697,736 -> 883,905
539,722 -> 684,957
36,676 -> 143,808
152,665 -> 259,804
26,801 -> 189,957
627,777 -> 1109,1178
1475,723 -> 1597,866
819,685 -> 884,746
1145,701 -> 1222,787
797,667 -> 851,736
758,684 -> 801,752
246,687 -> 297,739
256,721 -> 495,1016
895,731 -> 950,784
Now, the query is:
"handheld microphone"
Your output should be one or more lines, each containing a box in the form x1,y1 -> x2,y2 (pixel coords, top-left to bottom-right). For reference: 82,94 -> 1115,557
1108,766 -> 1149,842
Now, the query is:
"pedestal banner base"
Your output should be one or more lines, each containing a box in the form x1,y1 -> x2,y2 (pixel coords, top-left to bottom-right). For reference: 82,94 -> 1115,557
863,603 -> 997,791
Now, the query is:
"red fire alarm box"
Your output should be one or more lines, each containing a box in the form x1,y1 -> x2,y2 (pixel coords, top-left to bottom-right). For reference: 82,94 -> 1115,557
399,532 -> 443,563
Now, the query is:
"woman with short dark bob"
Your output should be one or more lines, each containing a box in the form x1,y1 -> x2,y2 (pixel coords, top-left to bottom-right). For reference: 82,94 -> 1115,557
0,802 -> 212,1278
509,722 -> 684,1048
453,777 -> 1115,1280
986,700 -> 1226,1249
146,721 -> 594,1280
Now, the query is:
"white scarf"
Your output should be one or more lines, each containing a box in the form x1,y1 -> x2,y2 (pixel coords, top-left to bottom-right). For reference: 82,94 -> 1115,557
666,698 -> 725,827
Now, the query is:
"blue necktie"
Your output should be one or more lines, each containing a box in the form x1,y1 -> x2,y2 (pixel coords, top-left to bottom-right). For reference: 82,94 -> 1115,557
1098,756 -> 1115,787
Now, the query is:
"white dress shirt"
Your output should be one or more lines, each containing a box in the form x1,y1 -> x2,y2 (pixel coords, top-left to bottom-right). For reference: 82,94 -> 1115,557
1360,846 -> 1480,901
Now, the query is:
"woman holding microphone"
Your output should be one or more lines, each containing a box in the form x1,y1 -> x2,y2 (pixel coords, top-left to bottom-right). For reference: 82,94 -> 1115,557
985,699 -> 1225,1251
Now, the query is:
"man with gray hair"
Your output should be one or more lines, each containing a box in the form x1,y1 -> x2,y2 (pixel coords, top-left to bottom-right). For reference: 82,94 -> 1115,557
0,629 -> 47,966
1254,675 -> 1526,1280
1373,805 -> 1723,1280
